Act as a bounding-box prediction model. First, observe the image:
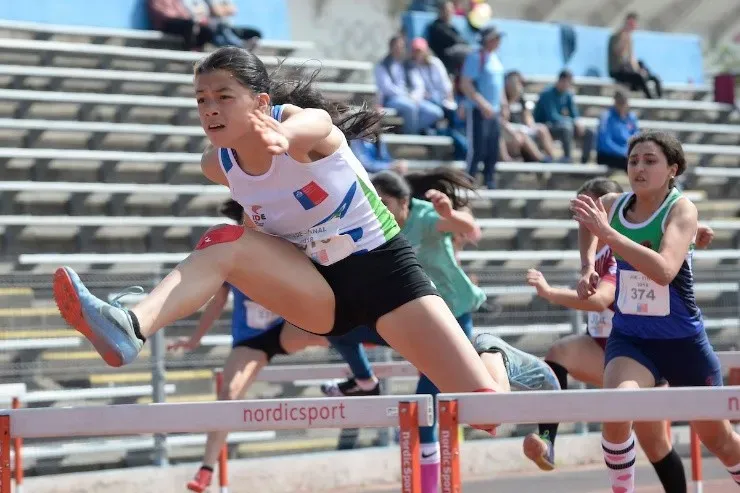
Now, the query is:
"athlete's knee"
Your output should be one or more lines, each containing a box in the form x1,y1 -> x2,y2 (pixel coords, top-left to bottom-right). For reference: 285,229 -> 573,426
545,341 -> 572,367
195,224 -> 245,251
219,380 -> 245,401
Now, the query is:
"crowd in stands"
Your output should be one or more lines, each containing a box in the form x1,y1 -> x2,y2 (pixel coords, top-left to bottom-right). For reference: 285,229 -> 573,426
371,3 -> 662,188
148,0 -> 261,51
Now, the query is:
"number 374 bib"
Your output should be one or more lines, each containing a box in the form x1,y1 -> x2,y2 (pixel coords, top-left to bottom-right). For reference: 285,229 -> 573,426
617,270 -> 670,317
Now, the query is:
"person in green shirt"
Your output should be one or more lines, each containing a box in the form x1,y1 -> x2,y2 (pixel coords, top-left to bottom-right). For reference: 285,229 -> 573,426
320,167 -> 559,493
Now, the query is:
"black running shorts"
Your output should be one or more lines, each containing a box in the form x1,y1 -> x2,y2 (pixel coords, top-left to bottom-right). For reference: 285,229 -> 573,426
314,233 -> 440,336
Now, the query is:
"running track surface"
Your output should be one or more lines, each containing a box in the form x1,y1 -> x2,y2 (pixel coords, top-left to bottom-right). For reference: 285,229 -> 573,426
336,458 -> 736,492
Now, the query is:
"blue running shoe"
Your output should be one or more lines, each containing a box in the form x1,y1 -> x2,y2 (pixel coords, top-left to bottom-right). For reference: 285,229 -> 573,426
523,431 -> 556,471
472,331 -> 561,392
53,267 -> 144,367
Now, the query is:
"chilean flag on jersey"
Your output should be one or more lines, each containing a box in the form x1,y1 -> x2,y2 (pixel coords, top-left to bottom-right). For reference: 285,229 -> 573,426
293,181 -> 329,210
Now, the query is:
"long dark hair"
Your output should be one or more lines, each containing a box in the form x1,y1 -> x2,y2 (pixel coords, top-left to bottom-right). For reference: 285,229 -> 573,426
371,167 -> 477,210
577,177 -> 623,198
219,199 -> 244,223
194,46 -> 382,141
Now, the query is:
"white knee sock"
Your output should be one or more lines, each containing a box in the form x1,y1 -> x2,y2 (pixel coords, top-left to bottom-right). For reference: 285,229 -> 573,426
602,432 -> 637,493
420,442 -> 440,493
726,460 -> 740,486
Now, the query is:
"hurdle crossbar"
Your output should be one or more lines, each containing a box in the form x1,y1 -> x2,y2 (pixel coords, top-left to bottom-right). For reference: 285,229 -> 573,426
438,386 -> 740,493
0,395 -> 432,493
439,387 -> 740,425
4,395 -> 433,438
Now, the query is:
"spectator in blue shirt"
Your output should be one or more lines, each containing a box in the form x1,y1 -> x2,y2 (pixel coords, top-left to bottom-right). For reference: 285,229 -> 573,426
375,35 -> 444,135
350,134 -> 408,175
596,90 -> 639,172
533,70 -> 594,164
459,26 -> 507,189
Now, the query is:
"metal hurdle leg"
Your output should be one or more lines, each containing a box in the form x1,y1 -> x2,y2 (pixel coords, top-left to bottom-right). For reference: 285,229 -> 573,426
215,370 -> 229,493
438,399 -> 461,493
399,401 -> 422,493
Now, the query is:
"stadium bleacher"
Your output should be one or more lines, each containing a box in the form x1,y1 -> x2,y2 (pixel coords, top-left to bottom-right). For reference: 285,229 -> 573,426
0,3 -> 738,478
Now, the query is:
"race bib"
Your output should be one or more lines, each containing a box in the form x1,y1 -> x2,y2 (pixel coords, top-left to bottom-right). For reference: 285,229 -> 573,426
303,219 -> 356,265
587,310 -> 614,337
617,270 -> 670,316
244,300 -> 281,330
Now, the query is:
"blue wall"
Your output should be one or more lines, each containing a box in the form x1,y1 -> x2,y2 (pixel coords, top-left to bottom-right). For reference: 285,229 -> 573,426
0,0 -> 291,40
403,12 -> 704,84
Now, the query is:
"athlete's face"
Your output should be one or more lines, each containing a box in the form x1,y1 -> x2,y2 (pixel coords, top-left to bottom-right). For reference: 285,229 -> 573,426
377,192 -> 409,226
195,69 -> 270,148
627,141 -> 677,194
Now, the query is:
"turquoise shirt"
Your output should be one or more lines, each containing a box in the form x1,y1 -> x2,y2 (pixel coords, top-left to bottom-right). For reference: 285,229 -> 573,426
401,198 -> 486,317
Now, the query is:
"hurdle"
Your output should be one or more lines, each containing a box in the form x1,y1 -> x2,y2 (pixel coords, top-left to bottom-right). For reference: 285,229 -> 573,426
438,386 -> 740,493
0,394 -> 433,493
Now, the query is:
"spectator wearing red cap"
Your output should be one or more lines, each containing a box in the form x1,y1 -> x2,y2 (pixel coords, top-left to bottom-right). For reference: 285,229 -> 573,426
409,38 -> 456,111
375,35 -> 444,135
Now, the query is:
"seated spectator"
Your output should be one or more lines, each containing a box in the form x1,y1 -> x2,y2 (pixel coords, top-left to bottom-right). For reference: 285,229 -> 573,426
350,133 -> 408,175
426,1 -> 473,74
148,0 -> 209,51
186,0 -> 244,48
375,35 -> 444,135
206,0 -> 262,51
608,12 -> 663,99
148,0 -> 244,50
533,70 -> 594,164
502,70 -> 555,163
596,90 -> 639,172
409,37 -> 456,111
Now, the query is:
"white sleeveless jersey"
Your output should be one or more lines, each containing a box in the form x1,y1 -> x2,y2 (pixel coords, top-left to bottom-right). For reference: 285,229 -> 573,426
217,105 -> 400,266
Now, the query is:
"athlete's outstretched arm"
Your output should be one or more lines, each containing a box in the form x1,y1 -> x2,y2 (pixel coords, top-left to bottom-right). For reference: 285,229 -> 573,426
168,283 -> 230,351
527,269 -> 615,312
200,144 -> 229,187
273,104 -> 334,153
575,193 -> 619,298
427,189 -> 480,237
574,196 -> 697,286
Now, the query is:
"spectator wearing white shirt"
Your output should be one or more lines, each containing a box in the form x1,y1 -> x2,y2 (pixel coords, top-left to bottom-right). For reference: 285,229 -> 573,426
375,35 -> 444,135
409,37 -> 456,112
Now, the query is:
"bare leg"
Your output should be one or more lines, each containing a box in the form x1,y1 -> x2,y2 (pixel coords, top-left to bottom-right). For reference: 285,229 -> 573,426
480,352 -> 511,392
602,357 -> 656,442
376,295 -> 500,393
601,357 -> 656,493
132,227 -> 335,337
279,323 -> 329,352
535,123 -> 556,157
199,325 -> 324,471
202,346 -> 268,468
54,227 -> 335,367
691,419 -> 740,467
520,133 -> 545,162
633,420 -> 672,463
545,334 -> 604,387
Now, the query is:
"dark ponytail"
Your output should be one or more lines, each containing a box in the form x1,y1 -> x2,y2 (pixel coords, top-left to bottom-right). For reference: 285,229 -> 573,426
219,199 -> 244,223
195,46 -> 383,141
371,167 -> 477,210
405,167 -> 477,209
576,177 -> 623,198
